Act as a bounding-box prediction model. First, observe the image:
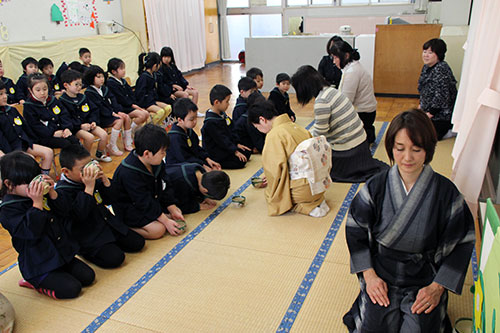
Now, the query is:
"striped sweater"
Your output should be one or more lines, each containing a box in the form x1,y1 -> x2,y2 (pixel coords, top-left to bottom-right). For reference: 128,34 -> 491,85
312,86 -> 366,151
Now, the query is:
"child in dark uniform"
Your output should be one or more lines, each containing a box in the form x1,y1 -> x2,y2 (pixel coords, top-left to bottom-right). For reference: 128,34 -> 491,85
246,67 -> 264,94
233,91 -> 267,153
201,85 -> 252,169
166,98 -> 221,171
165,163 -> 230,214
16,57 -> 39,103
268,73 -> 296,121
232,77 -> 256,123
0,59 -> 21,104
39,57 -> 63,98
57,145 -> 144,267
23,73 -> 79,149
84,65 -> 132,155
0,152 -> 95,299
0,80 -> 54,174
112,124 -> 185,240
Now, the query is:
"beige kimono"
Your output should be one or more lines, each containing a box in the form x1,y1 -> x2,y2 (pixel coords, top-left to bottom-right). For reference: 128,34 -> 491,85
262,114 -> 325,216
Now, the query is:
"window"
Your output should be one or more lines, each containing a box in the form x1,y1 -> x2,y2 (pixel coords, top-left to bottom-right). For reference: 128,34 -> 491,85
227,15 -> 250,60
251,14 -> 282,37
287,0 -> 308,6
227,0 -> 249,8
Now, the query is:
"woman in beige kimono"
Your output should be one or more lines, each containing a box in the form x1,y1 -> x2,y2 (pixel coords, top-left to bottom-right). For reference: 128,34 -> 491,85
247,100 -> 330,217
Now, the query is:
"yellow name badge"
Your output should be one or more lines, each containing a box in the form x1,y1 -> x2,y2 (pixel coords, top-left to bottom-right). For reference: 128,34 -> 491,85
9,87 -> 15,94
52,105 -> 61,115
94,191 -> 103,204
43,197 -> 51,211
82,104 -> 90,112
14,116 -> 22,125
226,117 -> 231,126
54,84 -> 60,90
187,137 -> 192,147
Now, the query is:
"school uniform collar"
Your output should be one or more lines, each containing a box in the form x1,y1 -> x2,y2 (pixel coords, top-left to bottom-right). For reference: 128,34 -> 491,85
108,75 -> 123,85
181,163 -> 205,193
206,109 -> 227,120
58,174 -> 85,187
120,150 -> 163,177
90,85 -> 104,97
169,123 -> 190,136
0,194 -> 31,208
60,92 -> 86,105
0,105 -> 12,114
26,95 -> 54,107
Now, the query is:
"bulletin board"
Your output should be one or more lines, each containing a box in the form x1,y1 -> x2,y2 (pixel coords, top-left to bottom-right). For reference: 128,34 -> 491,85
0,0 -> 122,45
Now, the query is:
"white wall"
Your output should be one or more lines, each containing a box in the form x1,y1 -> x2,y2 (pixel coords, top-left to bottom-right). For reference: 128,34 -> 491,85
0,0 -> 123,45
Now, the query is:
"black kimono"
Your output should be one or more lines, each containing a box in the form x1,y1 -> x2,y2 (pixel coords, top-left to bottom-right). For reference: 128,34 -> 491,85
0,194 -> 79,281
231,95 -> 247,124
164,163 -> 206,214
135,71 -> 159,109
1,76 -> 21,104
268,87 -> 296,120
201,110 -> 251,169
15,73 -> 29,101
59,92 -> 99,130
166,123 -> 209,166
84,85 -> 120,128
107,76 -> 138,114
0,105 -> 37,151
112,151 -> 178,228
23,96 -> 79,148
233,113 -> 265,153
318,55 -> 342,88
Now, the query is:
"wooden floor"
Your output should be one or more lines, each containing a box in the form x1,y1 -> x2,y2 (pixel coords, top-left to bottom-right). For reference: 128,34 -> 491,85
0,62 -> 418,272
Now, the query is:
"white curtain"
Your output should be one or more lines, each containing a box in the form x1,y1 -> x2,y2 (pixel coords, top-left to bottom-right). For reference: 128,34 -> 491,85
451,0 -> 500,213
217,0 -> 231,60
143,0 -> 206,72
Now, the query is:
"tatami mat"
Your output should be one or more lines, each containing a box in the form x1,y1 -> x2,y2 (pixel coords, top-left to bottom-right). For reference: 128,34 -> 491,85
0,119 -> 474,332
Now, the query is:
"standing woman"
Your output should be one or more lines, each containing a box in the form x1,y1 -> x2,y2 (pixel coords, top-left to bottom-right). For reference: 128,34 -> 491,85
343,109 -> 474,332
291,65 -> 387,183
418,38 -> 458,140
330,40 -> 377,144
317,36 -> 343,89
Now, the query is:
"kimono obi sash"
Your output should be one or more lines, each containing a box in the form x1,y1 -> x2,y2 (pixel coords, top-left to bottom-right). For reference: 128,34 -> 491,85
289,135 -> 332,195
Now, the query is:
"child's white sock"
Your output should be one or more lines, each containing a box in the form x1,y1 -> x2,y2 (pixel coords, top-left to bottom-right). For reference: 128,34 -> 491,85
124,129 -> 133,146
131,121 -> 138,131
110,128 -> 120,147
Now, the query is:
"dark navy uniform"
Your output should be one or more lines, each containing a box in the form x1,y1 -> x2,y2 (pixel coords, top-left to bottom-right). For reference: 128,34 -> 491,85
1,77 -> 21,104
268,87 -> 296,120
201,110 -> 251,169
231,95 -> 247,124
0,127 -> 13,153
23,96 -> 79,148
84,85 -> 120,128
112,151 -> 178,228
15,73 -> 29,101
134,71 -> 159,109
107,76 -> 137,114
59,92 -> 99,130
0,105 -> 37,152
160,63 -> 189,90
156,71 -> 175,105
166,123 -> 209,166
0,194 -> 79,281
234,113 -> 265,153
47,74 -> 63,96
165,163 -> 206,214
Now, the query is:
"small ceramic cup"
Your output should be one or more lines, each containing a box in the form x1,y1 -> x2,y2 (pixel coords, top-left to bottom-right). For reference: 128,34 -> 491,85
251,177 -> 264,188
175,219 -> 186,231
31,174 -> 50,195
84,160 -> 100,174
231,195 -> 246,207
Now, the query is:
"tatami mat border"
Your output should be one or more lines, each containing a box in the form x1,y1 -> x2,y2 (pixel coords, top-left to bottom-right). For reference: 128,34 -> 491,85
0,262 -> 17,276
276,121 -> 389,332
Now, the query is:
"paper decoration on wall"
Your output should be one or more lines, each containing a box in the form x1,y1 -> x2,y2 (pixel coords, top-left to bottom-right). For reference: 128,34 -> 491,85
51,4 -> 64,23
0,0 -> 12,5
59,0 -> 98,28
0,24 -> 8,41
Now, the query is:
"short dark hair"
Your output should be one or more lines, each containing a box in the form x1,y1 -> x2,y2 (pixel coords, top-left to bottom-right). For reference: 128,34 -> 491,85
329,40 -> 360,69
423,38 -> 447,62
209,84 -> 232,105
291,65 -> 329,105
68,61 -> 84,73
0,80 -> 5,91
276,73 -> 290,84
326,35 -> 343,54
27,73 -> 48,89
246,67 -> 263,79
21,57 -> 38,71
38,58 -> 54,71
79,48 -> 91,57
238,77 -> 256,92
385,108 -> 437,165
173,98 -> 198,120
247,91 -> 266,108
134,124 -> 169,155
61,69 -> 83,85
201,170 -> 230,200
247,100 -> 279,124
59,144 -> 90,170
83,65 -> 105,87
0,151 -> 41,198
107,57 -> 125,74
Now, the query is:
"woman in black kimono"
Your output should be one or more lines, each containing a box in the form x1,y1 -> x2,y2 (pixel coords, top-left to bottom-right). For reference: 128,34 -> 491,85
344,109 -> 475,332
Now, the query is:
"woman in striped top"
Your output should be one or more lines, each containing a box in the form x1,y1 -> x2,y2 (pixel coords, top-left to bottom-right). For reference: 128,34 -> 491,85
291,65 -> 387,183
